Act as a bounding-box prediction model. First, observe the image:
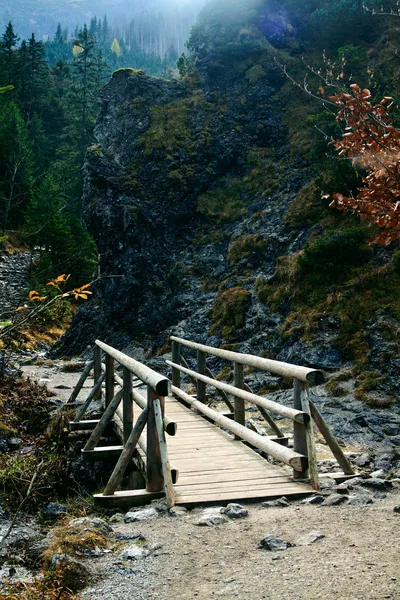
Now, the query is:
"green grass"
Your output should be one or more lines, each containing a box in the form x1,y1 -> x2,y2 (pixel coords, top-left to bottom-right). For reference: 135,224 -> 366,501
210,286 -> 251,339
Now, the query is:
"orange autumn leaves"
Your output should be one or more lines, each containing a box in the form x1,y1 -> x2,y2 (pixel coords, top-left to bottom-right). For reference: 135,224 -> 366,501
20,274 -> 92,310
325,83 -> 400,245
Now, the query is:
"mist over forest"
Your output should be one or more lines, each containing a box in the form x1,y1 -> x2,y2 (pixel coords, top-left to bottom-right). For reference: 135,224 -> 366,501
0,0 -> 204,53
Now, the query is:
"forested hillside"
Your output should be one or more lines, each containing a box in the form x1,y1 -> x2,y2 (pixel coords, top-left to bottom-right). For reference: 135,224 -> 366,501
0,22 -> 105,289
0,4 -> 194,294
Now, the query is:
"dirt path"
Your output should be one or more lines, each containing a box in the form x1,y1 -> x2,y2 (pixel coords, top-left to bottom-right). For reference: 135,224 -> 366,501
80,494 -> 400,600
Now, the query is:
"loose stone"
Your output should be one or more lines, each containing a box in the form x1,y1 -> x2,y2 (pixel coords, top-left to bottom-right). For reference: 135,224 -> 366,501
262,497 -> 289,508
195,507 -> 228,526
258,535 -> 288,552
321,494 -> 349,507
119,545 -> 150,560
169,506 -> 188,517
42,502 -> 68,519
221,503 -> 248,519
124,508 -> 158,523
347,496 -> 373,506
300,495 -> 325,505
295,531 -> 325,546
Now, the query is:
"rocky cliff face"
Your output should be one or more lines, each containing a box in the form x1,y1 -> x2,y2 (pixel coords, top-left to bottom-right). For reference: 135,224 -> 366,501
53,2 -> 400,457
56,34 -> 305,359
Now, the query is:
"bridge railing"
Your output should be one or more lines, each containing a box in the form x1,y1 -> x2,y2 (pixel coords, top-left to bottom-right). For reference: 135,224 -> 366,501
168,336 -> 354,488
69,340 -> 176,508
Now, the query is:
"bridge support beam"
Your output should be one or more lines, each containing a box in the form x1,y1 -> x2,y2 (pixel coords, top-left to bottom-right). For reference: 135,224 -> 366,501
293,378 -> 309,480
234,362 -> 245,439
146,386 -> 164,493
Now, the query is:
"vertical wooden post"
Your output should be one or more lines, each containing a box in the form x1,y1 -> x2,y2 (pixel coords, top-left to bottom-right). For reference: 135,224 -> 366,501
234,362 -> 245,440
146,385 -> 163,492
293,378 -> 309,480
105,355 -> 114,408
123,367 -> 133,445
171,341 -> 181,391
197,350 -> 207,403
153,397 -> 175,508
93,346 -> 102,400
301,385 -> 320,490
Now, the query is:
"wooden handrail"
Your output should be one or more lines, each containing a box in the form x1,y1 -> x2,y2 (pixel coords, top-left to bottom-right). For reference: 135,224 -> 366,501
172,385 -> 308,472
170,336 -> 325,385
166,360 -> 309,424
96,340 -> 170,396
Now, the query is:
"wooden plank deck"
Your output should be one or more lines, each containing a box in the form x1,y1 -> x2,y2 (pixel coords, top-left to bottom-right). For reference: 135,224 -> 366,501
123,391 -> 314,505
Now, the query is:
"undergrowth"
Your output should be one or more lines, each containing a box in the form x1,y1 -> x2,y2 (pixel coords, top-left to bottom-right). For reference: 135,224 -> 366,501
0,376 -> 53,438
0,570 -> 80,600
210,286 -> 251,339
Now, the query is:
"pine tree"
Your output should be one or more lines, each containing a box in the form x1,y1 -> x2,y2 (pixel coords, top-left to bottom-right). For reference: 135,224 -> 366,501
111,38 -> 122,57
102,15 -> 109,44
0,99 -> 33,232
29,112 -> 48,174
0,22 -> 20,86
70,24 -> 107,162
54,23 -> 63,45
52,59 -> 71,100
89,17 -> 98,37
18,34 -> 49,118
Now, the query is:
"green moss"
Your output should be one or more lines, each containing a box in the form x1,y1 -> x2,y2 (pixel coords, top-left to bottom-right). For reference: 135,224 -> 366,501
198,148 -> 282,222
127,205 -> 140,221
284,180 -> 327,230
256,277 -> 270,305
112,68 -> 145,77
354,390 -> 394,408
197,181 -> 246,221
0,420 -> 16,437
329,370 -> 353,383
260,231 -> 400,375
393,250 -> 400,276
326,379 -> 349,397
245,64 -> 266,85
216,365 -> 232,381
141,93 -> 212,159
87,144 -> 102,156
228,234 -> 268,265
210,286 -> 251,336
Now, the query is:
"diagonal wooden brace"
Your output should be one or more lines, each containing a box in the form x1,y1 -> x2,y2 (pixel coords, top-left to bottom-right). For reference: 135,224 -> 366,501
67,360 -> 95,405
75,371 -> 106,421
103,408 -> 149,496
83,389 -> 124,452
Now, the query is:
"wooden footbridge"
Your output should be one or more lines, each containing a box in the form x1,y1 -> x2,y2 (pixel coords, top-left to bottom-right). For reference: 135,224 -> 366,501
67,337 -> 355,508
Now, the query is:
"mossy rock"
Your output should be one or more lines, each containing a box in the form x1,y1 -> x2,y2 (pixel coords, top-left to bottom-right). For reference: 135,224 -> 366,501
211,286 -> 251,334
228,234 -> 268,265
245,64 -> 267,85
112,68 -> 145,78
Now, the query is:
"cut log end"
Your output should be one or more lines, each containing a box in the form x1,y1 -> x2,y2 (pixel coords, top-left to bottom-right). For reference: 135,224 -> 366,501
156,380 -> 170,397
165,421 -> 178,436
294,412 -> 311,425
306,370 -> 325,386
289,455 -> 309,473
